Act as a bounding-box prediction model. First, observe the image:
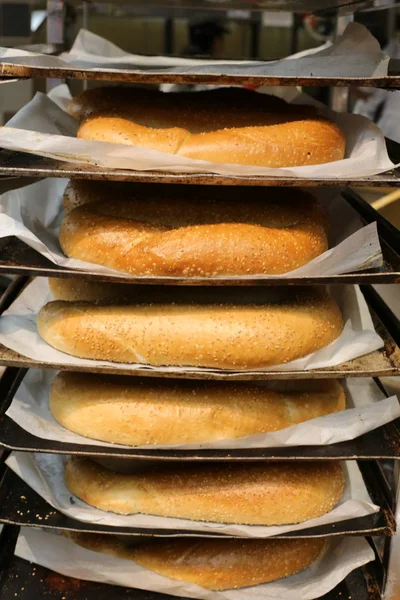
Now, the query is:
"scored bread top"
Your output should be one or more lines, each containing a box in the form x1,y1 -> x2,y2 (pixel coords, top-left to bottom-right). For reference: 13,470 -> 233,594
50,372 -> 346,445
38,286 -> 343,369
59,181 -> 329,276
69,87 -> 346,167
65,457 -> 345,525
66,531 -> 326,590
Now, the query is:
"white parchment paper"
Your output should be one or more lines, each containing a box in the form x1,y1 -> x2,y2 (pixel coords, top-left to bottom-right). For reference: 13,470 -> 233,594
0,177 -> 383,280
0,23 -> 389,77
6,453 -> 378,537
6,371 -> 400,449
0,278 -> 384,373
15,529 -> 375,600
0,81 -> 395,178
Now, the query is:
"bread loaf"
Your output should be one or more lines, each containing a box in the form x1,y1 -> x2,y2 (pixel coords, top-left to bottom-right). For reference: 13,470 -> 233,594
50,372 -> 345,445
38,286 -> 343,369
67,532 -> 326,590
71,87 -> 346,167
65,457 -> 344,524
59,180 -> 328,276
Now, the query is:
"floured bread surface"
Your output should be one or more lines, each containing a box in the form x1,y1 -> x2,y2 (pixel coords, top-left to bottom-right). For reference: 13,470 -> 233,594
67,531 -> 326,590
70,87 -> 346,168
59,181 -> 328,277
38,286 -> 343,369
65,457 -> 345,525
50,372 -> 345,445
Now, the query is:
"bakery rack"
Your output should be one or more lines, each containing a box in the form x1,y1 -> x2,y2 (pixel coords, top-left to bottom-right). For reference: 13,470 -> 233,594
1,1 -> 400,599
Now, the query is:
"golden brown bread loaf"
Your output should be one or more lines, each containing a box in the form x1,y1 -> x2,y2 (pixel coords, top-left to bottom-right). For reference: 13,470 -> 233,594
38,286 -> 343,369
65,457 -> 344,524
59,180 -> 328,277
50,373 -> 346,445
67,532 -> 326,590
70,87 -> 346,167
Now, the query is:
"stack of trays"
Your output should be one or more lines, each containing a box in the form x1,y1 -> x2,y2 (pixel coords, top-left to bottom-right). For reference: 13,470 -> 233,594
0,25 -> 399,600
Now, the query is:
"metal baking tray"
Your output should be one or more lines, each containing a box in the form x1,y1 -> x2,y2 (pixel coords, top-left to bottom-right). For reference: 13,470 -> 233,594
0,275 -> 399,380
0,460 -> 395,537
1,57 -> 400,88
0,526 -> 383,600
1,366 -> 399,461
0,289 -> 398,379
0,149 -> 400,186
0,332 -> 397,380
2,234 -> 398,285
0,189 -> 399,285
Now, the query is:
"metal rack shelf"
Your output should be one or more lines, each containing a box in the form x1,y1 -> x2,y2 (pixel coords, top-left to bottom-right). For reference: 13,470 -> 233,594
0,276 -> 398,382
0,305 -> 398,379
0,188 -> 399,285
0,528 -> 382,600
0,463 -> 395,538
0,342 -> 397,381
0,150 -> 399,186
2,60 -> 400,88
2,408 -> 399,461
2,234 -> 398,285
1,369 -> 400,461
1,367 -> 400,461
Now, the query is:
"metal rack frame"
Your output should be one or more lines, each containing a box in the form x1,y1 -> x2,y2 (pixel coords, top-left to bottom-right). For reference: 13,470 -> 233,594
0,0 -> 399,598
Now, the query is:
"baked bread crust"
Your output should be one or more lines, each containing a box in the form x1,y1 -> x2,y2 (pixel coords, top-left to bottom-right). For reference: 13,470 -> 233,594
59,181 -> 328,277
66,532 -> 326,590
50,372 -> 345,445
69,87 -> 346,167
65,457 -> 345,525
38,286 -> 343,369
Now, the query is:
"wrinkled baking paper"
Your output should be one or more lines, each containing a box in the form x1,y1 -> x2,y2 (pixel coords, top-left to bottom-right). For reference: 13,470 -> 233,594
6,371 -> 400,449
0,278 -> 384,373
0,177 -> 383,280
6,453 -> 378,537
15,529 -> 375,600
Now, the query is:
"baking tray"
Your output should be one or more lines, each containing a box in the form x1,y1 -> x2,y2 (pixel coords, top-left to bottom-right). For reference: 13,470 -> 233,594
0,188 -> 399,285
2,234 -> 399,285
2,57 -> 400,88
0,459 -> 395,538
1,366 -> 399,461
0,287 -> 398,379
0,527 -> 383,600
0,331 -> 397,380
0,149 -> 400,186
0,278 -> 399,380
